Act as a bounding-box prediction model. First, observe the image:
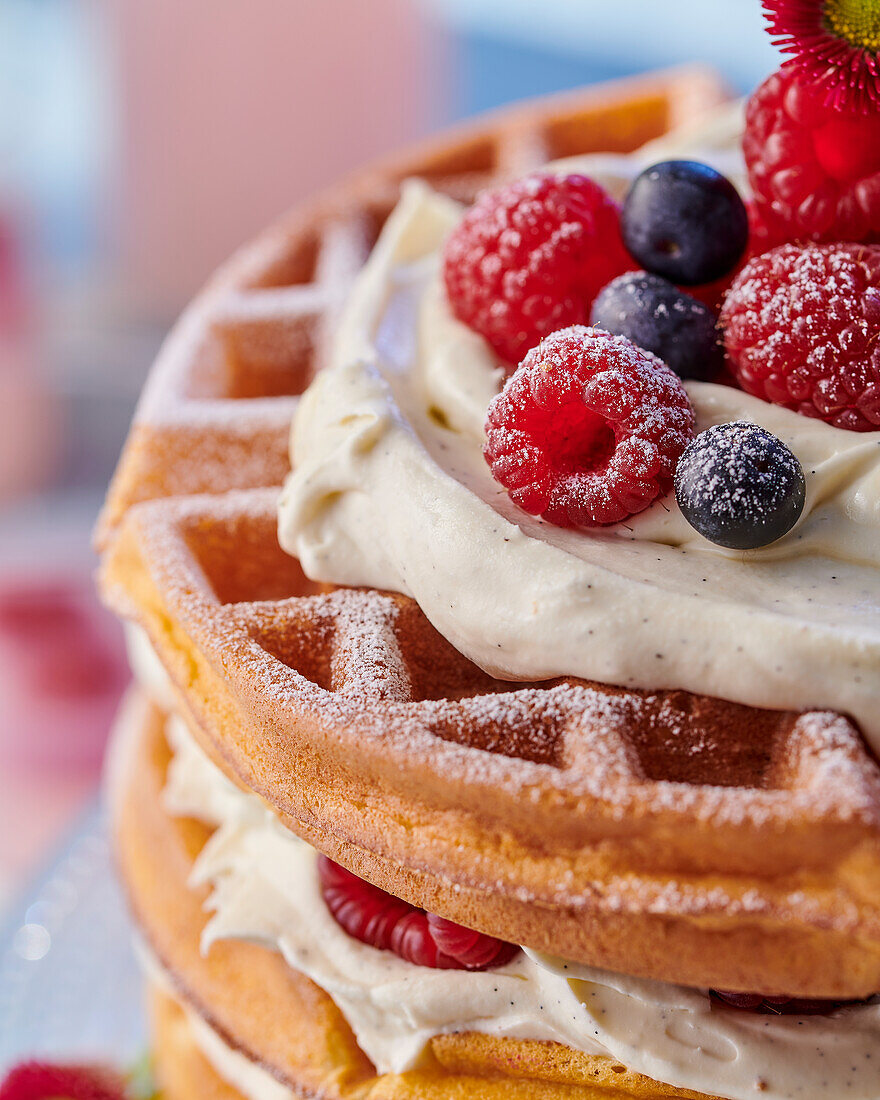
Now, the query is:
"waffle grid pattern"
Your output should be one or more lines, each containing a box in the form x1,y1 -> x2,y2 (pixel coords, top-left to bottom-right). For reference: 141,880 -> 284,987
100,485 -> 880,993
99,68 -> 880,996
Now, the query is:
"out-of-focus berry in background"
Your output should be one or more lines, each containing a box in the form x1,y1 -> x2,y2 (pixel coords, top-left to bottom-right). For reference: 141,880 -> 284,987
0,0 -> 775,913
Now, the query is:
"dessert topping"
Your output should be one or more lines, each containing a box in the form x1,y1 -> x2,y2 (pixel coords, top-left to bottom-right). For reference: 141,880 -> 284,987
674,421 -> 806,549
484,325 -> 695,527
620,160 -> 749,285
318,856 -> 517,971
744,63 -> 880,244
590,270 -> 723,381
720,241 -> 880,431
442,172 -> 630,364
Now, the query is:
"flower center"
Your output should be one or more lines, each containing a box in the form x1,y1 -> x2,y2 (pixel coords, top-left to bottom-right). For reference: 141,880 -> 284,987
823,0 -> 880,51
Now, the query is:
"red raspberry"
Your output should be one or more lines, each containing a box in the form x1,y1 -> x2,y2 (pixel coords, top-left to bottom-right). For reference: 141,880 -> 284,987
0,1063 -> 125,1100
720,242 -> 880,431
744,63 -> 880,245
442,173 -> 631,365
318,856 -> 517,971
484,326 -> 695,528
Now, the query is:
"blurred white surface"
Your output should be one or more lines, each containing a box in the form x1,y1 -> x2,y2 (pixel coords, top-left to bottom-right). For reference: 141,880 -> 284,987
0,495 -> 126,919
0,0 -> 109,276
0,807 -> 144,1070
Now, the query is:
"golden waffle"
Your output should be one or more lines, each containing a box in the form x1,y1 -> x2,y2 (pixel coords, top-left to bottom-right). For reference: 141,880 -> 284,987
95,67 -> 726,544
114,689 -> 721,1100
97,66 -> 880,999
102,489 -> 880,998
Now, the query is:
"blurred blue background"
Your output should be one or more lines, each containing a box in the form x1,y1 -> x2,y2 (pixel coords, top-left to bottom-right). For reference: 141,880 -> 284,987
438,0 -> 775,115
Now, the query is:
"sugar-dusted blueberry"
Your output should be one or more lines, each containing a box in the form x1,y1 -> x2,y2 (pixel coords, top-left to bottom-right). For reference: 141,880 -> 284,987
590,271 -> 723,381
674,421 -> 806,550
622,160 -> 749,285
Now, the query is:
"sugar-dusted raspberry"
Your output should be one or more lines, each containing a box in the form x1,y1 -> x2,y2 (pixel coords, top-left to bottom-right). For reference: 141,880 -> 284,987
318,856 -> 517,971
0,1062 -> 125,1100
720,242 -> 880,431
744,63 -> 880,245
484,326 -> 696,528
442,173 -> 631,365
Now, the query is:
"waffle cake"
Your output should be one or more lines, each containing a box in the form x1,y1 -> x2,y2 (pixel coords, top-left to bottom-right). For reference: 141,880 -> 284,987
97,64 -> 880,1100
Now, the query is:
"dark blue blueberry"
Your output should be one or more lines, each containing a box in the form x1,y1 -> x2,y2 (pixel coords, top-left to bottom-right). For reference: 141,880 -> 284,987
621,160 -> 749,285
590,271 -> 722,381
674,422 -> 806,550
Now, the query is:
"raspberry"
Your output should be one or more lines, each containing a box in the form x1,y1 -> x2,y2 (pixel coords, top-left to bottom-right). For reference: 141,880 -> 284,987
744,63 -> 880,244
442,173 -> 631,364
484,326 -> 695,528
720,242 -> 880,430
318,857 -> 517,971
0,1063 -> 125,1100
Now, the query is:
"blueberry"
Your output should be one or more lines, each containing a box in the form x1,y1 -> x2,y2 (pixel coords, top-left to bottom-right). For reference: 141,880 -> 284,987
622,161 -> 749,285
590,271 -> 722,381
674,422 -> 806,550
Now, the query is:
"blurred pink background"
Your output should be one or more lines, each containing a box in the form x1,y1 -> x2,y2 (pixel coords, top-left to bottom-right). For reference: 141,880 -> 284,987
0,0 -> 445,913
110,0 -> 439,314
0,0 -> 773,916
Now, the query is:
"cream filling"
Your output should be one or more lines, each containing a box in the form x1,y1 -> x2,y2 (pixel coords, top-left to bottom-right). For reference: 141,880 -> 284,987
186,1008 -> 294,1100
159,709 -> 880,1100
124,622 -> 179,714
277,125 -> 880,750
140,944 -> 295,1100
546,98 -> 750,204
187,1007 -> 294,1100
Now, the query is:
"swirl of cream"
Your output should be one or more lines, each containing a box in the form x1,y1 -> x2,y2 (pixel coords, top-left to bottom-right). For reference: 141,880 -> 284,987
278,173 -> 880,750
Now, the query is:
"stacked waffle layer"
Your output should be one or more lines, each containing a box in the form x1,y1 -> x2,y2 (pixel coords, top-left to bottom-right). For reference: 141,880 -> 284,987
97,68 -> 880,1100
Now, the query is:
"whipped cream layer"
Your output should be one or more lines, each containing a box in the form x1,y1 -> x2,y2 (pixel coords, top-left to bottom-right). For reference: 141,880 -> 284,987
142,944 -> 294,1100
162,711 -> 880,1100
124,623 -> 179,714
187,1007 -> 293,1100
277,119 -> 880,749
